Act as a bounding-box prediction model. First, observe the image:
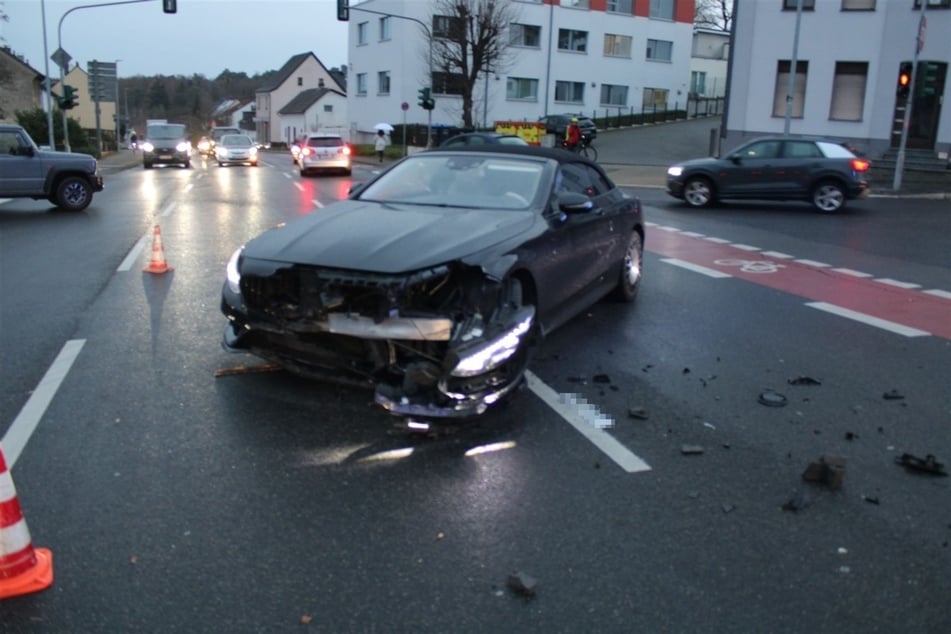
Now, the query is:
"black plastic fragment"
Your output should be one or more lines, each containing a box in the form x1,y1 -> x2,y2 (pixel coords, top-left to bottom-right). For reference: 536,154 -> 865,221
592,373 -> 611,384
758,390 -> 788,407
788,376 -> 822,386
894,453 -> 948,476
507,571 -> 538,597
882,389 -> 905,400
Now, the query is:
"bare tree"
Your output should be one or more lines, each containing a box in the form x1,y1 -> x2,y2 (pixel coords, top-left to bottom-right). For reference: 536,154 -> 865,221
695,0 -> 734,32
427,0 -> 518,129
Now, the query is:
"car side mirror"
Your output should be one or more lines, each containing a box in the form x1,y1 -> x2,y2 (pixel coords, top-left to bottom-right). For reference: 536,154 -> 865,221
729,154 -> 741,164
557,191 -> 594,215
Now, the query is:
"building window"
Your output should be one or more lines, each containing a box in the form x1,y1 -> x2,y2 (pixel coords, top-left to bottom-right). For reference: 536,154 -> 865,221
691,71 -> 707,96
604,34 -> 632,58
842,0 -> 875,8
642,88 -> 668,109
506,77 -> 539,101
510,23 -> 541,48
646,39 -> 673,62
600,84 -> 628,106
563,0 -> 590,8
323,105 -> 333,113
649,0 -> 675,19
377,71 -> 391,95
433,71 -> 465,95
829,61 -> 867,121
356,73 -> 367,96
433,14 -> 465,39
379,16 -> 391,40
357,21 -> 368,45
914,0 -> 950,6
554,80 -> 585,103
772,60 -> 808,117
783,0 -> 815,9
607,0 -> 634,13
297,77 -> 303,87
558,29 -> 588,53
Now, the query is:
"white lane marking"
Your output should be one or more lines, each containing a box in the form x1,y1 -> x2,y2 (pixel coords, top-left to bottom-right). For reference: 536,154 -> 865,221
731,244 -> 761,251
703,237 -> 731,244
0,198 -> 11,205
656,225 -> 681,232
806,302 -> 930,337
875,278 -> 921,290
662,258 -> 732,278
832,268 -> 873,278
294,182 -> 304,191
117,233 -> 149,272
525,371 -> 651,473
185,183 -> 194,194
159,201 -> 176,218
681,231 -> 705,238
761,251 -> 795,259
283,172 -> 293,179
924,289 -> 951,300
794,259 -> 831,268
1,339 -> 86,468
312,199 -> 324,209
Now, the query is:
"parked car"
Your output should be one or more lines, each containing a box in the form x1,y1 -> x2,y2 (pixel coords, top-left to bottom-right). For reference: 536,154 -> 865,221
220,145 -> 645,419
215,134 -> 259,167
0,123 -> 103,211
440,132 -> 529,147
298,134 -> 352,176
142,122 -> 191,169
666,137 -> 871,213
538,114 -> 598,142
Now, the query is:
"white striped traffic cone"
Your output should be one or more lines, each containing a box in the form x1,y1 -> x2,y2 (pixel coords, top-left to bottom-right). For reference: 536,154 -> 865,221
0,444 -> 53,600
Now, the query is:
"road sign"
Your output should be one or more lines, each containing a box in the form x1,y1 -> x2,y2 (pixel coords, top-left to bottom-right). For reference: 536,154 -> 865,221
88,60 -> 118,102
401,102 -> 409,111
51,47 -> 71,71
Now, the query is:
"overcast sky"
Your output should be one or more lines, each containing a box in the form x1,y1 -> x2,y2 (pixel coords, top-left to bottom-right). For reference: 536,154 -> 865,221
1,0 -> 350,78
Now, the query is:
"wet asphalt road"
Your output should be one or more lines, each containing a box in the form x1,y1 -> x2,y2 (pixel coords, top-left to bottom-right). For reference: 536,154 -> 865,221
1,134 -> 949,632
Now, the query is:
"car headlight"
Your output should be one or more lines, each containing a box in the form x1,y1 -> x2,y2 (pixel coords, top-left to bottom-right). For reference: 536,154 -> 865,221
176,142 -> 190,153
141,142 -> 154,152
249,147 -> 258,156
667,166 -> 684,177
226,247 -> 243,295
451,311 -> 533,377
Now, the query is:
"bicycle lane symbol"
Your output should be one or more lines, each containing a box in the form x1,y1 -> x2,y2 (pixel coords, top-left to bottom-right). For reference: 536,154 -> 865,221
714,259 -> 786,274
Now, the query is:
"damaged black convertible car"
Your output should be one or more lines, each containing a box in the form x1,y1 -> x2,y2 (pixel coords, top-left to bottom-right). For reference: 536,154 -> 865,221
220,145 -> 645,419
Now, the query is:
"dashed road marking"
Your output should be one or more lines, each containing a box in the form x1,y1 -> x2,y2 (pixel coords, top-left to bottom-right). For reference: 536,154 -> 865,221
806,303 -> 930,337
874,278 -> 921,289
662,258 -> 732,278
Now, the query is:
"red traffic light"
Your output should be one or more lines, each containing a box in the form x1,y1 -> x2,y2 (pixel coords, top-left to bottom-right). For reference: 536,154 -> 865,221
899,73 -> 910,87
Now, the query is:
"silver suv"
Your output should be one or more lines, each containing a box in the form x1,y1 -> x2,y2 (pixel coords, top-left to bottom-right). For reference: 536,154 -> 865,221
0,124 -> 103,211
298,134 -> 352,176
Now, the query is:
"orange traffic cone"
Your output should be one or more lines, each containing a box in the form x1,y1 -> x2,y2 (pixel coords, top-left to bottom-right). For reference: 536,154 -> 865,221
0,444 -> 53,600
143,224 -> 173,274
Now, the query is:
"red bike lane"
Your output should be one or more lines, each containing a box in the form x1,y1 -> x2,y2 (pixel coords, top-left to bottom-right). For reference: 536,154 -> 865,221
645,225 -> 951,340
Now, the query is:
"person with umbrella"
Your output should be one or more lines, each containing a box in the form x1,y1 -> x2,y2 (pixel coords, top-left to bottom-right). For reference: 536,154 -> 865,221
375,129 -> 388,163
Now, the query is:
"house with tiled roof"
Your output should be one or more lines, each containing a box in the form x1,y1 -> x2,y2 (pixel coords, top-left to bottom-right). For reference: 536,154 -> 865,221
255,52 -> 347,147
278,87 -> 348,142
0,47 -> 47,123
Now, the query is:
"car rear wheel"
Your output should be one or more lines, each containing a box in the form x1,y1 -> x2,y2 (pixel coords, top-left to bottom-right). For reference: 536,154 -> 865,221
683,176 -> 714,208
54,175 -> 93,211
611,231 -> 643,302
143,162 -> 153,169
812,180 -> 845,213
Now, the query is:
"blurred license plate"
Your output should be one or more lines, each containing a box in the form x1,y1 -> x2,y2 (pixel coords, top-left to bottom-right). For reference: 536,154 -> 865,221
159,155 -> 172,160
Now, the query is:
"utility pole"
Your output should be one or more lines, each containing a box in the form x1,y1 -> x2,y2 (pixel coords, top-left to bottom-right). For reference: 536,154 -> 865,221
893,2 -> 928,191
783,0 -> 804,137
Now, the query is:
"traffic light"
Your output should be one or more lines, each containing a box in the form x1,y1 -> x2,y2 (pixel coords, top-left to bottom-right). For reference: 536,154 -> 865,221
418,87 -> 431,109
897,62 -> 912,99
337,0 -> 349,21
59,85 -> 77,110
162,0 -> 176,14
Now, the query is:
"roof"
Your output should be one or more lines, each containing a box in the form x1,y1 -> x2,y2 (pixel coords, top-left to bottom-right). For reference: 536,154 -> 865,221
256,52 -> 345,94
0,47 -> 45,80
424,143 -> 600,167
278,88 -> 345,115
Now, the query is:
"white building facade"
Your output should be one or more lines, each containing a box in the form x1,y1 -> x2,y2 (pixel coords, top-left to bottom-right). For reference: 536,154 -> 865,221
347,0 -> 696,141
724,0 -> 950,158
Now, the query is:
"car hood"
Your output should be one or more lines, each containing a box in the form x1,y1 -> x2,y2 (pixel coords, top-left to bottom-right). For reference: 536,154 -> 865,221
37,149 -> 97,164
243,200 -> 536,273
671,156 -> 724,170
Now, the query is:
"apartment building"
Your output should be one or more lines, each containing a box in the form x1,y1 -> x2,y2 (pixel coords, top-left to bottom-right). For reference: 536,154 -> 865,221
724,0 -> 950,158
347,0 -> 696,139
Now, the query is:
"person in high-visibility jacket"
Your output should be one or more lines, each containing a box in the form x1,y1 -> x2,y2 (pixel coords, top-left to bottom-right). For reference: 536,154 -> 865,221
564,118 -> 581,152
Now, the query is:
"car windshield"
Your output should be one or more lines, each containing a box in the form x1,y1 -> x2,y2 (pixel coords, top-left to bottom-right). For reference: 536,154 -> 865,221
212,129 -> 240,141
307,137 -> 343,148
498,136 -> 528,145
147,124 -> 186,140
358,154 -> 548,210
221,135 -> 253,147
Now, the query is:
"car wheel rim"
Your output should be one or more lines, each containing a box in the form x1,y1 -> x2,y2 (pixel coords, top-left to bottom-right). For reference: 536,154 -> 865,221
624,237 -> 643,289
64,182 -> 87,206
815,185 -> 843,212
685,181 -> 710,206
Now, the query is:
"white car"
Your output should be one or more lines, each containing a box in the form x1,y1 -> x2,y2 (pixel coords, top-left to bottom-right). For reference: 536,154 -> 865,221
215,134 -> 259,167
298,134 -> 351,176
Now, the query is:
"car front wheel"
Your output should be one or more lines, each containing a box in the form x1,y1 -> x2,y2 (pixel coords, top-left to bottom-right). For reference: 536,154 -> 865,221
812,180 -> 845,213
54,176 -> 93,211
611,231 -> 644,302
683,176 -> 714,207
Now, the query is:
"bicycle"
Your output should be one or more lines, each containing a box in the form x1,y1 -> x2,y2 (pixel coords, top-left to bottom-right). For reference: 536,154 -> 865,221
561,135 -> 598,161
